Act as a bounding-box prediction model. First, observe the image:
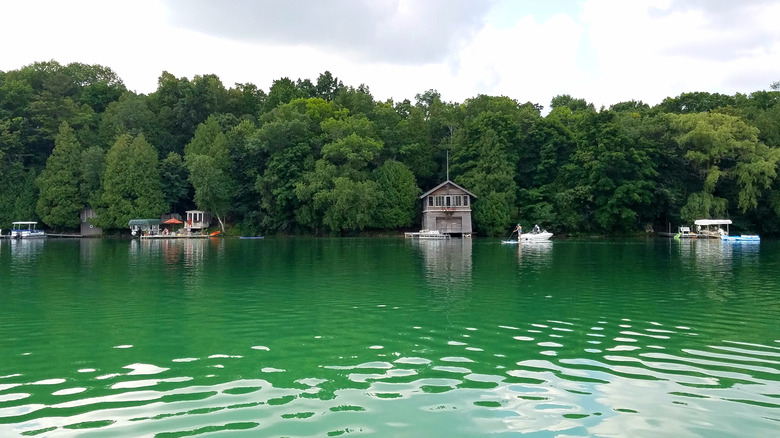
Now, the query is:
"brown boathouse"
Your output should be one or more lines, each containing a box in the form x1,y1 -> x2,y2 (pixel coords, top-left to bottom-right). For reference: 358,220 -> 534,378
419,180 -> 476,237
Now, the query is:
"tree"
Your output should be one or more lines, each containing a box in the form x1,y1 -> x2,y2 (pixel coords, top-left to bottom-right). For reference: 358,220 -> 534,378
568,111 -> 657,232
295,113 -> 384,233
315,71 -> 343,102
94,134 -> 166,229
450,96 -> 523,235
668,112 -> 780,222
656,92 -> 735,114
550,94 -> 595,113
226,82 -> 266,119
36,122 -> 85,228
264,77 -> 304,112
372,160 -> 420,228
80,145 -> 105,208
159,152 -> 191,213
185,116 -> 235,232
98,92 -> 156,148
453,127 -> 516,236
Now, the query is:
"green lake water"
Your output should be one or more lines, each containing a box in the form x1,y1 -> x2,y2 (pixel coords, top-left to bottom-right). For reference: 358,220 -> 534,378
1,237 -> 778,437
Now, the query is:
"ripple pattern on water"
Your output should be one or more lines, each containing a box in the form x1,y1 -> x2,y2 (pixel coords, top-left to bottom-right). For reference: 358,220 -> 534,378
1,238 -> 779,437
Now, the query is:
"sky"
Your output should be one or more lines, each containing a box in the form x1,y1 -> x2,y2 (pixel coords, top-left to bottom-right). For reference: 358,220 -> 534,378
2,0 -> 779,110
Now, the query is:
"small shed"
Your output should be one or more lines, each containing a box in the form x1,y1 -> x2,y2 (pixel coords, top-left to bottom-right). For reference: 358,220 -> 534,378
129,219 -> 161,236
185,210 -> 212,231
80,207 -> 102,236
419,180 -> 477,237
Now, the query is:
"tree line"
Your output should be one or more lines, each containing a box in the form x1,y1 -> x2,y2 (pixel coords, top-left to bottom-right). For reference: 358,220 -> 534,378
1,61 -> 779,236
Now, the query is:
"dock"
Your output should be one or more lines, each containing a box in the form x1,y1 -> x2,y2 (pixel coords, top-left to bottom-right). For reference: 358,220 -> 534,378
140,235 -> 210,239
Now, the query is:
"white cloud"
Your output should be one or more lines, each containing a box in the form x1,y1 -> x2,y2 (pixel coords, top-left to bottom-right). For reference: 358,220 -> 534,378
1,0 -> 777,109
453,14 -> 585,107
579,0 -> 780,107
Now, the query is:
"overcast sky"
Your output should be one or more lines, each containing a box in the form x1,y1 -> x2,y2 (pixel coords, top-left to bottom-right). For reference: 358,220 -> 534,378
2,0 -> 779,110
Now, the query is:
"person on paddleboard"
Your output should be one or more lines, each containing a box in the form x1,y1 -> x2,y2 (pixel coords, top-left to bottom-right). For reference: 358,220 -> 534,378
514,224 -> 522,241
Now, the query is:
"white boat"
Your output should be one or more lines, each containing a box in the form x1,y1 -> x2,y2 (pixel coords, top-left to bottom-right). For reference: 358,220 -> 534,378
520,231 -> 553,241
502,231 -> 553,243
694,219 -> 732,238
11,221 -> 46,239
404,230 -> 450,240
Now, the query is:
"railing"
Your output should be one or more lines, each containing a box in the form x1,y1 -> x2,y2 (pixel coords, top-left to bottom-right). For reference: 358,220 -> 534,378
423,206 -> 468,212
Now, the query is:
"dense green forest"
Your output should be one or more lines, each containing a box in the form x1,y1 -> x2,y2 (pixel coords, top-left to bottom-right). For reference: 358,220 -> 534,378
1,61 -> 779,236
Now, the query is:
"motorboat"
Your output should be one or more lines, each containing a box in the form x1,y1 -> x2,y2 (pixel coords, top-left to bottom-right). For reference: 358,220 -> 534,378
502,230 -> 553,243
520,231 -> 553,242
10,221 -> 46,239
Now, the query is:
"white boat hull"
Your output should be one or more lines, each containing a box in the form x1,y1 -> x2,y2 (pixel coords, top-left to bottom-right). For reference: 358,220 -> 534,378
519,232 -> 553,241
10,230 -> 46,239
405,230 -> 450,239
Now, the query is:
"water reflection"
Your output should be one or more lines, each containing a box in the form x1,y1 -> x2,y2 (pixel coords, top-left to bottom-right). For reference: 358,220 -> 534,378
129,238 -> 214,271
414,237 -> 472,283
7,238 -> 46,265
516,241 -> 553,270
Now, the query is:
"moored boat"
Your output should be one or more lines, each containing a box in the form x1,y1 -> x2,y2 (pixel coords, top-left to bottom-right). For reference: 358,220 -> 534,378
10,221 -> 46,239
721,234 -> 760,242
694,219 -> 732,238
404,229 -> 450,239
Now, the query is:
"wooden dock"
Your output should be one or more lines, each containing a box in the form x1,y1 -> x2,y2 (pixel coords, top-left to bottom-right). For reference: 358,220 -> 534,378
140,234 -> 210,239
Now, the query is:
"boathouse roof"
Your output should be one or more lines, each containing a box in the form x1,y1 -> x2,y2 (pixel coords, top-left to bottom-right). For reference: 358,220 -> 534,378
419,180 -> 477,199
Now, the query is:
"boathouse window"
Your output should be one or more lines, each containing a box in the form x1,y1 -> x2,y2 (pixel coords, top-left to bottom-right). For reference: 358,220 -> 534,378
463,196 -> 469,206
454,196 -> 462,207
445,196 -> 451,207
435,196 -> 445,206
428,196 -> 434,207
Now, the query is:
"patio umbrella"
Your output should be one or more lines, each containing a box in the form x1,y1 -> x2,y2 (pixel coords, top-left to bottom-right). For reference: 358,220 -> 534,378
162,218 -> 183,233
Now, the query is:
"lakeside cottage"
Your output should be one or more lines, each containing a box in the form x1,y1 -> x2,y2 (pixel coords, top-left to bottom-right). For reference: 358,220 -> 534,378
419,180 -> 476,237
185,210 -> 212,232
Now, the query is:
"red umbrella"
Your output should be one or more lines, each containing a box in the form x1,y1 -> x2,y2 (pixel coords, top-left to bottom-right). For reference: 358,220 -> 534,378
162,218 -> 183,234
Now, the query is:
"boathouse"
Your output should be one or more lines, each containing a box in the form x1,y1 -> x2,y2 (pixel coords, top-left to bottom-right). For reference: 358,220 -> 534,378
80,207 -> 102,236
419,180 -> 476,237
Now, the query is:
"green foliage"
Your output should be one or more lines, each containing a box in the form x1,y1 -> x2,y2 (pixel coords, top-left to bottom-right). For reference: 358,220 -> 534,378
35,123 -> 84,228
185,116 -> 235,231
372,161 -> 420,228
658,92 -> 735,114
159,152 -> 190,212
94,134 -> 166,228
4,59 -> 780,236
319,177 -> 380,232
669,112 -> 779,222
80,145 -> 105,207
98,93 -> 156,147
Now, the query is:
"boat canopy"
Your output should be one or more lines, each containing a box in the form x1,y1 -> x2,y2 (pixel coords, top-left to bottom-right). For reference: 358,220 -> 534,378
694,219 -> 732,226
128,219 -> 161,227
12,221 -> 38,225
